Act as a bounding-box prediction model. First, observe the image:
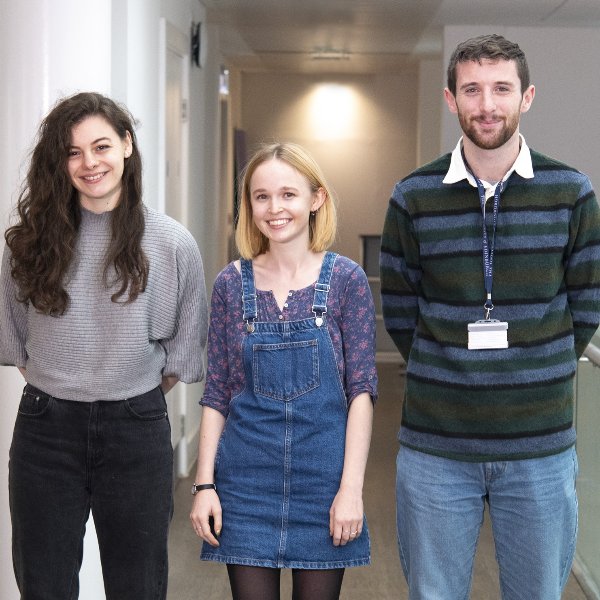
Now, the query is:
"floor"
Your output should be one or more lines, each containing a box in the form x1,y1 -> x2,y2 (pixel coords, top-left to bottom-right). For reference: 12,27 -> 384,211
167,363 -> 587,599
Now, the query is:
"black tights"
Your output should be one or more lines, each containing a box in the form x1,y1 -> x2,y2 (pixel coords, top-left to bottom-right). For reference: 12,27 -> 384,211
226,564 -> 345,600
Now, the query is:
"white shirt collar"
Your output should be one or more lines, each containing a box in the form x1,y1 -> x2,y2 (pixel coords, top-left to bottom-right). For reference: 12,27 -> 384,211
443,134 -> 534,190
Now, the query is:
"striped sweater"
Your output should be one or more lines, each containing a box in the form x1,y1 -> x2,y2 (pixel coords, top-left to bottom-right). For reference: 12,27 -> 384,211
380,149 -> 600,461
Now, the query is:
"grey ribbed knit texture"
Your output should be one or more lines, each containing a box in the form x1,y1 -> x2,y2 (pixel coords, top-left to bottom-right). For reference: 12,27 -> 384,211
0,206 -> 208,401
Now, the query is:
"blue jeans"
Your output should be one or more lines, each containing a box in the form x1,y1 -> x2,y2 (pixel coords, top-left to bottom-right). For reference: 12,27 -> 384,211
396,446 -> 578,600
9,384 -> 173,600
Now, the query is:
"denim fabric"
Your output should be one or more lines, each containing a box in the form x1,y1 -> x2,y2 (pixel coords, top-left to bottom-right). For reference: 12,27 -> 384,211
202,252 -> 370,568
9,385 -> 173,600
395,446 -> 578,600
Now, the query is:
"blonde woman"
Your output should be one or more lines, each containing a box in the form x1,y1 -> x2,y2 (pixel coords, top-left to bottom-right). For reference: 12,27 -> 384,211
190,142 -> 377,599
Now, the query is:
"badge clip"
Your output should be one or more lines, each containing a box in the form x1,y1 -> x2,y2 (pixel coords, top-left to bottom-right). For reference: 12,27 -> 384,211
468,319 -> 508,350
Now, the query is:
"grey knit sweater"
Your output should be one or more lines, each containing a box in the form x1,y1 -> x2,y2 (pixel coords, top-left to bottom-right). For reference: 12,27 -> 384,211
0,206 -> 208,401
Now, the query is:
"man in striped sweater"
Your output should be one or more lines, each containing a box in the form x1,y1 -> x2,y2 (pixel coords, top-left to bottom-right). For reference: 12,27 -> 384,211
380,34 -> 600,599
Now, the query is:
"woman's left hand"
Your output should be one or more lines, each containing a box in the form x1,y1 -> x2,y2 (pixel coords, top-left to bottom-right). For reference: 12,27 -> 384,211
329,485 -> 363,546
161,375 -> 179,394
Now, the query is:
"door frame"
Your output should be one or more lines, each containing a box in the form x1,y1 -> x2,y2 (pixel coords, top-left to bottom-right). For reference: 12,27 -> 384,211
158,18 -> 190,477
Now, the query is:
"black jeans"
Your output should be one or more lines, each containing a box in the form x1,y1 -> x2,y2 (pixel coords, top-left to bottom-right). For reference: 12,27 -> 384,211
9,384 -> 174,600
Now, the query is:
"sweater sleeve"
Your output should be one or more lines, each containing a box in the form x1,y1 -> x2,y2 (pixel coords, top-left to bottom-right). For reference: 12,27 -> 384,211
565,176 -> 600,357
0,244 -> 28,368
379,185 -> 422,362
160,233 -> 208,383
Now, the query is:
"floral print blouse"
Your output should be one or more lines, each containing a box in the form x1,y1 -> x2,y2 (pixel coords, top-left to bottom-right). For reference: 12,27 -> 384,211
200,255 -> 378,417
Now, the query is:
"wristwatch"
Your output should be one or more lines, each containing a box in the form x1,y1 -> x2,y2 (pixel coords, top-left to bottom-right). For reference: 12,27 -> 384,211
191,483 -> 216,496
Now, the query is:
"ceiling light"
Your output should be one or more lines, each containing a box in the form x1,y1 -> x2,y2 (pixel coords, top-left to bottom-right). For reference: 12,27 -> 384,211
310,48 -> 351,61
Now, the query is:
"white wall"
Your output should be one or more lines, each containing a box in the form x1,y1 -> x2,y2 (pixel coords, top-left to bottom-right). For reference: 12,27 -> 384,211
417,57 -> 444,166
113,0 -> 162,209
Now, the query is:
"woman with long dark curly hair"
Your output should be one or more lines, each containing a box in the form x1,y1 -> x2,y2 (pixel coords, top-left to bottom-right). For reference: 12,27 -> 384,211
0,92 -> 208,599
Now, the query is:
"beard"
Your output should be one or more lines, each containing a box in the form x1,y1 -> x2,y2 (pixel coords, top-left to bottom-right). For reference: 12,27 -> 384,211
458,110 -> 520,150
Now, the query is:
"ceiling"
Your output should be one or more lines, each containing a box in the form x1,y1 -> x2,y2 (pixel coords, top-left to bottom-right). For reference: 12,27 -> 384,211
202,0 -> 600,73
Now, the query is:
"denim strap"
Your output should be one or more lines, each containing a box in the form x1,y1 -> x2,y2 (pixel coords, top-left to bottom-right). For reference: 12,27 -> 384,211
240,259 -> 257,330
241,253 -> 337,329
312,252 -> 337,318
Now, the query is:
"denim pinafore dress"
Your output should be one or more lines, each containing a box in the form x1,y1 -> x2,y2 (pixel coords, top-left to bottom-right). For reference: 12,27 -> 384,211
201,252 -> 370,569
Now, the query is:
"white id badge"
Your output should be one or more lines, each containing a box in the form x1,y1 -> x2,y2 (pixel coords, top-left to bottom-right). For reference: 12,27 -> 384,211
468,320 -> 508,350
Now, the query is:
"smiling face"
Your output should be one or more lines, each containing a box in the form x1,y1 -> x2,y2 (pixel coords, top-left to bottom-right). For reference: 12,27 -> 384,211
67,114 -> 133,212
249,158 -> 325,252
444,58 -> 534,151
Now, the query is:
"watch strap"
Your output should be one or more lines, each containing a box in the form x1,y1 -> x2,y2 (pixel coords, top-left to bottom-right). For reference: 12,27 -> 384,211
191,483 -> 216,495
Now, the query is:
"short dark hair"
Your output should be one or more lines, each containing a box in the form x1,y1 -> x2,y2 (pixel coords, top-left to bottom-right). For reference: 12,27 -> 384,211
447,34 -> 530,96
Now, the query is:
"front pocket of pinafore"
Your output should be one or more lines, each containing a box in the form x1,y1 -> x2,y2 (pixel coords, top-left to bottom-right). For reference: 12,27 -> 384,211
252,339 -> 320,401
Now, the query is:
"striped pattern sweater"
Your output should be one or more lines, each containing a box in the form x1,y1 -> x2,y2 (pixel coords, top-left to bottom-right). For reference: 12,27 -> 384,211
380,150 -> 600,461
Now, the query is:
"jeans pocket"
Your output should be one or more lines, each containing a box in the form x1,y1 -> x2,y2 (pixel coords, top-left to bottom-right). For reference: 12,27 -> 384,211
125,387 -> 168,421
252,339 -> 320,401
18,389 -> 53,417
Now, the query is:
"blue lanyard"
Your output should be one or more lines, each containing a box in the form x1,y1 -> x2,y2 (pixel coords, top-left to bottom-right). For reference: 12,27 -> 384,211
474,177 -> 503,320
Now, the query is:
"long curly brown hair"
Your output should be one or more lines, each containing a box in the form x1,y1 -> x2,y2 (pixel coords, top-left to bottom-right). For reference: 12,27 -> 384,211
5,92 -> 149,316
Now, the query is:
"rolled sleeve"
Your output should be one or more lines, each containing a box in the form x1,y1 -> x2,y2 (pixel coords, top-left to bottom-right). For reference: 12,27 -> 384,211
160,236 -> 208,383
340,263 -> 378,405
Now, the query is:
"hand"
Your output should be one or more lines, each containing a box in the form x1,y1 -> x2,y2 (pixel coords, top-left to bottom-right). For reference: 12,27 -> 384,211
329,485 -> 364,547
161,375 -> 178,394
190,489 -> 222,547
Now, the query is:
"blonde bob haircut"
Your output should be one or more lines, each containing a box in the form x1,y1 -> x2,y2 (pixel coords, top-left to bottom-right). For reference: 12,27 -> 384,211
235,142 -> 337,259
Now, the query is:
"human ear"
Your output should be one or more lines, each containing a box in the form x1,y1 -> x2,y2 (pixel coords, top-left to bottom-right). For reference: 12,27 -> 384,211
520,85 -> 535,114
444,88 -> 459,114
124,131 -> 133,157
311,187 -> 327,212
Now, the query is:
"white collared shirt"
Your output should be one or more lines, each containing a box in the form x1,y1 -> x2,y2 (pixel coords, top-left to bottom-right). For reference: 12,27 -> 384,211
443,134 -> 534,200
